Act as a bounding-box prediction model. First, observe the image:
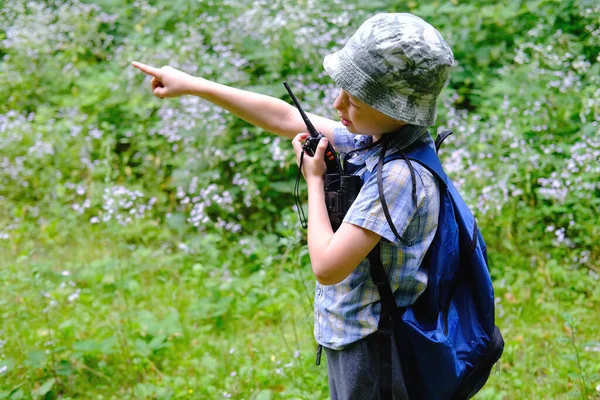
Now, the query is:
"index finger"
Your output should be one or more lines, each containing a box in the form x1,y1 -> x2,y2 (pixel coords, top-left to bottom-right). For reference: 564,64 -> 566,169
292,132 -> 309,143
292,132 -> 309,147
131,61 -> 162,78
291,133 -> 308,154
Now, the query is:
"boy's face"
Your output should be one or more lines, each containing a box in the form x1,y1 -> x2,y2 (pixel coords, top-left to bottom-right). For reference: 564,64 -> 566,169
333,89 -> 405,136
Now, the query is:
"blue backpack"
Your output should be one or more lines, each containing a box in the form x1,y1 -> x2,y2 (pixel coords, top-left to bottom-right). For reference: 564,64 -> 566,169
363,131 -> 504,399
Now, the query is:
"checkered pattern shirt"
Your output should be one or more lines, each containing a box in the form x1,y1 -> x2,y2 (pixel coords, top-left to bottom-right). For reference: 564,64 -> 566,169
314,126 -> 440,350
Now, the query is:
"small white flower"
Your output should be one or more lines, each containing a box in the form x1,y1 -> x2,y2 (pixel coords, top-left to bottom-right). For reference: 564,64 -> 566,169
61,270 -> 70,276
585,344 -> 600,353
0,365 -> 7,374
230,371 -> 236,377
68,289 -> 81,303
177,243 -> 189,251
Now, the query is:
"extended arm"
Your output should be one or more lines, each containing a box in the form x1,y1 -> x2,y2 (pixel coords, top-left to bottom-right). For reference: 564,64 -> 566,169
131,61 -> 340,142
188,78 -> 339,141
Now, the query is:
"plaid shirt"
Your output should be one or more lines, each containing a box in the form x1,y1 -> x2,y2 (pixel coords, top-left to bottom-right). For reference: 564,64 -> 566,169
314,126 -> 440,350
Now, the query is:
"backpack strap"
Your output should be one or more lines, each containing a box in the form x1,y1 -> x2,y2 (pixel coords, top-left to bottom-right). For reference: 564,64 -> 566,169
435,130 -> 453,154
367,138 -> 446,399
376,140 -> 420,245
403,140 -> 449,187
368,243 -> 409,400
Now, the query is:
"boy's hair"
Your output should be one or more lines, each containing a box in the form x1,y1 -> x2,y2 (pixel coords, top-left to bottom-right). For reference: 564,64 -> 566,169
323,13 -> 454,127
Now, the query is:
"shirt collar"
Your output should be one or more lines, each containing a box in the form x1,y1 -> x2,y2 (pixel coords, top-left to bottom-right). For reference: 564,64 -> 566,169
347,125 -> 429,172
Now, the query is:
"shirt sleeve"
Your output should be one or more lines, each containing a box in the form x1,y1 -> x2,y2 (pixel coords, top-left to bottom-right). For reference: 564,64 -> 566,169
343,159 -> 419,245
332,126 -> 357,153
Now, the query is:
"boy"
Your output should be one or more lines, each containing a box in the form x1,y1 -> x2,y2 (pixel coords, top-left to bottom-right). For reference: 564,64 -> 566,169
132,13 -> 454,399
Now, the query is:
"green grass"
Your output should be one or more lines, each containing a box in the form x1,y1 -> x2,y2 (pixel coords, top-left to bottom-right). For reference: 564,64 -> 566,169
1,226 -> 327,399
1,224 -> 599,399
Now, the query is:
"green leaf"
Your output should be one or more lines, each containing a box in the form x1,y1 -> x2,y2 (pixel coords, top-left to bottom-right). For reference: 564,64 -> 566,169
9,389 -> 25,400
200,354 -> 218,371
166,213 -> 187,231
32,378 -> 55,397
72,339 -> 100,353
148,334 -> 170,351
25,351 -> 46,369
0,383 -> 25,400
262,234 -> 279,247
56,360 -> 75,376
135,339 -> 151,357
161,310 -> 183,336
72,337 -> 117,355
187,296 -> 234,320
254,390 -> 273,400
269,181 -> 296,194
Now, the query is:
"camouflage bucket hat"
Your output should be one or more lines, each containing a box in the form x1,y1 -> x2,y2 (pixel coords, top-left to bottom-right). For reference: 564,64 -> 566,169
323,13 -> 454,126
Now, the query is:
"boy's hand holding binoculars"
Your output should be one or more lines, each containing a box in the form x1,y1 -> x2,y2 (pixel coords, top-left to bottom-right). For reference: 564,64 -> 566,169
131,61 -> 197,99
292,133 -> 328,181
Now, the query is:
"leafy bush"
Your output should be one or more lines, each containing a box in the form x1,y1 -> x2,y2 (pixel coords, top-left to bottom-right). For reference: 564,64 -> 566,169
1,0 -> 599,398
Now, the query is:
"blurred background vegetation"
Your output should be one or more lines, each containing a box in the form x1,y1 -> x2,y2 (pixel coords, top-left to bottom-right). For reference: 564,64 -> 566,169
0,0 -> 599,398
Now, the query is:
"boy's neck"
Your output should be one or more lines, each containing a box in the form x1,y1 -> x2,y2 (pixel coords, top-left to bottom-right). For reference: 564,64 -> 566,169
373,125 -> 429,149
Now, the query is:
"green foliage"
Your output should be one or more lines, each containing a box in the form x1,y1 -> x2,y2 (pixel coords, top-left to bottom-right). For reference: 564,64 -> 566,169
1,0 -> 599,398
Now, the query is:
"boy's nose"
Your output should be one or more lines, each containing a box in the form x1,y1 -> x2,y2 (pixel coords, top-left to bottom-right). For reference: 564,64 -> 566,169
333,94 -> 341,110
333,89 -> 346,111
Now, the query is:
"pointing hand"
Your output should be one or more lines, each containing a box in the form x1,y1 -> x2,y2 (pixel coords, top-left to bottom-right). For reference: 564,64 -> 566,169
131,61 -> 195,99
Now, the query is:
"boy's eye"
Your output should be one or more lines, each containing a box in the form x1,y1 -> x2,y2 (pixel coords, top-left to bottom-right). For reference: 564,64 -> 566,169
347,98 -> 359,107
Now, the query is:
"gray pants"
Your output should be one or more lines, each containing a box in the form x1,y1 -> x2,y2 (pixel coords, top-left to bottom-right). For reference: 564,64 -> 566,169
324,332 -> 409,400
